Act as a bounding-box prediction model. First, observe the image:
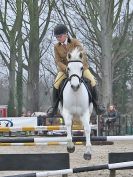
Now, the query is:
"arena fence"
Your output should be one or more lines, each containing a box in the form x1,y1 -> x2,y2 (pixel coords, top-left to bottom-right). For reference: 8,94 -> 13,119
2,158 -> 133,177
1,151 -> 133,177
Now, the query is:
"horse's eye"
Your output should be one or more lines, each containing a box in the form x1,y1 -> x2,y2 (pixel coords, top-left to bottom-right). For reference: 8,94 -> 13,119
67,67 -> 70,72
81,67 -> 83,71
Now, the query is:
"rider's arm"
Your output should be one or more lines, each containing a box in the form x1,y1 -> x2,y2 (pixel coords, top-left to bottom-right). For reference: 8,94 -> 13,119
54,45 -> 67,72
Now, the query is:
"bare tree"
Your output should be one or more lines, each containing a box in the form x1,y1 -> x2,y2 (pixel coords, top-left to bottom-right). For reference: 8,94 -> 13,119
0,0 -> 24,116
24,0 -> 55,112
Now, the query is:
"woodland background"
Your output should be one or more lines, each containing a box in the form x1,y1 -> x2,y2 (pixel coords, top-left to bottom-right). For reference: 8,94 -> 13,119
0,0 -> 133,116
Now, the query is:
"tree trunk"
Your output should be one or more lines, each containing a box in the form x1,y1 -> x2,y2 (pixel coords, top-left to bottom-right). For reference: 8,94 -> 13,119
16,1 -> 23,116
27,0 -> 39,113
16,32 -> 23,116
100,0 -> 113,108
8,35 -> 16,116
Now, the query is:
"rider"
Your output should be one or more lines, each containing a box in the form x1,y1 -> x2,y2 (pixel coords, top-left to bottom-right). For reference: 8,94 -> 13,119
107,105 -> 118,121
47,24 -> 105,116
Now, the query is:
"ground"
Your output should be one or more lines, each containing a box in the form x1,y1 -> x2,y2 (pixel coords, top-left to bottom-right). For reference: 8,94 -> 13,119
0,141 -> 133,177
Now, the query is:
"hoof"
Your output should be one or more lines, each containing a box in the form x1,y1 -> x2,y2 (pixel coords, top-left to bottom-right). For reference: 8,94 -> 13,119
67,146 -> 75,153
83,153 -> 91,160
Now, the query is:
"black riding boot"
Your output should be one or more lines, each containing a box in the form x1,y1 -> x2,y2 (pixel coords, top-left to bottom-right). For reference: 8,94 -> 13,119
47,87 -> 59,117
92,86 -> 105,115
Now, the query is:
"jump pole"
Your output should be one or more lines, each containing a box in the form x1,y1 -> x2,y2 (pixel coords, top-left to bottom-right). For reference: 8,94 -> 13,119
4,161 -> 133,177
0,125 -> 97,132
0,142 -> 68,146
0,136 -> 133,143
0,142 -> 85,146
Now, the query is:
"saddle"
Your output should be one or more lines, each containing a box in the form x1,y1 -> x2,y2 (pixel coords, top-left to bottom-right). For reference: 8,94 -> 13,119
58,78 -> 93,106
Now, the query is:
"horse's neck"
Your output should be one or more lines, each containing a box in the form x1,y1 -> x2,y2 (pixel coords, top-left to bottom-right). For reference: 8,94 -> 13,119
64,82 -> 89,103
61,81 -> 93,116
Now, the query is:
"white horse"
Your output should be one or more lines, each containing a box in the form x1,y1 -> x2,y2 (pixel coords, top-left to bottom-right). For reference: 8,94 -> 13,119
59,48 -> 93,160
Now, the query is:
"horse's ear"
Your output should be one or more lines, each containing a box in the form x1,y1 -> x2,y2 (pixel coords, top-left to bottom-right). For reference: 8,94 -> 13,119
79,52 -> 83,59
67,53 -> 71,60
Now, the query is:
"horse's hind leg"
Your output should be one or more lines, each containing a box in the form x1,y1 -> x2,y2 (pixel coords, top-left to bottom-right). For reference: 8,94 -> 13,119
63,110 -> 75,153
81,111 -> 92,160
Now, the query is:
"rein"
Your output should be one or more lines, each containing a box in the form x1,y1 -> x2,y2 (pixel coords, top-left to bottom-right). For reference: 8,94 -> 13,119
68,74 -> 83,85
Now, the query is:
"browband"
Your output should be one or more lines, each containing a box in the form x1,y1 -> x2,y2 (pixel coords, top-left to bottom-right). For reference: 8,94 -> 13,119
68,60 -> 82,63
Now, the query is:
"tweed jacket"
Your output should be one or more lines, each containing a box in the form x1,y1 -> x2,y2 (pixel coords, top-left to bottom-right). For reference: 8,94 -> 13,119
54,38 -> 89,72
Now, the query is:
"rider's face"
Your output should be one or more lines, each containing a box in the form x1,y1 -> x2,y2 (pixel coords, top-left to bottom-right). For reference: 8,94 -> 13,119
55,33 -> 68,43
109,106 -> 113,110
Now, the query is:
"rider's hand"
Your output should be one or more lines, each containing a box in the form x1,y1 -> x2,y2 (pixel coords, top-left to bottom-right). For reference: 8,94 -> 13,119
65,67 -> 68,74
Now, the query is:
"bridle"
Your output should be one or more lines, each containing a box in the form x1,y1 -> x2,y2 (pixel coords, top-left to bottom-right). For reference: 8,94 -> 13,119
67,60 -> 83,88
69,74 -> 82,83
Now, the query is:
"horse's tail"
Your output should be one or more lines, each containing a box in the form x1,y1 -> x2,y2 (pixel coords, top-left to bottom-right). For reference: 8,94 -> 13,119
89,102 -> 93,115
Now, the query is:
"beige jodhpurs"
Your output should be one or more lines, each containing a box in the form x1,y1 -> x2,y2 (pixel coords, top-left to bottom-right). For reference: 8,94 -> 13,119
54,69 -> 96,89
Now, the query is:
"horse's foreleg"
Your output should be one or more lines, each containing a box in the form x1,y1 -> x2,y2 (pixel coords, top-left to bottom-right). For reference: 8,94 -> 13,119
81,112 -> 92,160
63,110 -> 75,153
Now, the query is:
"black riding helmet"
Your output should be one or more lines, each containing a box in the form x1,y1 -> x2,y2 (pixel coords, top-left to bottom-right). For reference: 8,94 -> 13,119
54,24 -> 68,36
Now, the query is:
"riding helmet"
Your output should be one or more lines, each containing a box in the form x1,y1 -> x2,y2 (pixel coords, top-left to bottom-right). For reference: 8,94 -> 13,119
54,24 -> 68,36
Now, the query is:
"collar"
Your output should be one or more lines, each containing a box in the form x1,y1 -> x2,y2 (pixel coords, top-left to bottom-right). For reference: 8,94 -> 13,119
61,38 -> 67,45
58,37 -> 71,46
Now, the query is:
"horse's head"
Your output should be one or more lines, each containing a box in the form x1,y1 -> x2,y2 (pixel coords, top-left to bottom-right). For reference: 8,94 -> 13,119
67,48 -> 84,91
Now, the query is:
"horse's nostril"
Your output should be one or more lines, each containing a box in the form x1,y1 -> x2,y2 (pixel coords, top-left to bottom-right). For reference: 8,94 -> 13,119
71,84 -> 79,91
71,85 -> 74,89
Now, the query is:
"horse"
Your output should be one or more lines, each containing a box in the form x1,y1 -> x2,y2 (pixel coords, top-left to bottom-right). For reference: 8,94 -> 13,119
59,48 -> 93,160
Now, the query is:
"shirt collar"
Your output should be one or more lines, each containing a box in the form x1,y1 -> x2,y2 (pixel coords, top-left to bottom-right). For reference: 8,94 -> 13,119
58,37 -> 71,46
61,38 -> 67,45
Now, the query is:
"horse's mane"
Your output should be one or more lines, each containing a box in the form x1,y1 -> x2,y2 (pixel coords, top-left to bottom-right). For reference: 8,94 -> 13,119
67,47 -> 83,61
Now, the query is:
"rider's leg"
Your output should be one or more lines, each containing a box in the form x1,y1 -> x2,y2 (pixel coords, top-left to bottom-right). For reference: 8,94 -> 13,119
83,69 -> 105,115
83,69 -> 96,88
91,86 -> 106,115
47,72 -> 66,117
